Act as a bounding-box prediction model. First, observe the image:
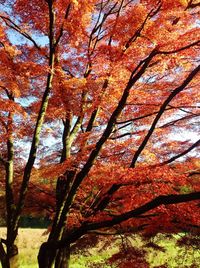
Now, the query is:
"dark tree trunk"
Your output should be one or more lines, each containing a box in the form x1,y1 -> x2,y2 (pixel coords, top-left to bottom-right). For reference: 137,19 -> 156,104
6,244 -> 19,268
38,242 -> 59,268
0,242 -> 19,268
9,254 -> 19,268
0,242 -> 9,268
55,245 -> 70,268
38,242 -> 70,268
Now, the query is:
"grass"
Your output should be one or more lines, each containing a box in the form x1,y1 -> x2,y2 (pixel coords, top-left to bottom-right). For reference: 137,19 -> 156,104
0,229 -> 199,267
146,234 -> 200,267
0,228 -> 47,268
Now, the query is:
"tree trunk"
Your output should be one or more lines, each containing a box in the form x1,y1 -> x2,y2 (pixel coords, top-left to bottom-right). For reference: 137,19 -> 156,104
6,244 -> 19,268
9,254 -> 19,268
38,242 -> 70,268
0,242 -> 9,268
55,245 -> 70,268
0,242 -> 19,268
38,242 -> 57,268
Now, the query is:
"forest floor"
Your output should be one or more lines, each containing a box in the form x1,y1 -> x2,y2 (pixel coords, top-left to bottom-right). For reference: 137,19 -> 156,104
0,228 -> 199,267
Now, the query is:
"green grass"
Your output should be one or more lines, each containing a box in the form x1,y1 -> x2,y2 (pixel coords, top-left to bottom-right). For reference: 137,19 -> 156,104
0,228 -> 47,268
0,229 -> 199,267
147,234 -> 200,267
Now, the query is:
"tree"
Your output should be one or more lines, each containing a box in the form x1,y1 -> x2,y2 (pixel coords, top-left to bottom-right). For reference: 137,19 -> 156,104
0,0 -> 200,267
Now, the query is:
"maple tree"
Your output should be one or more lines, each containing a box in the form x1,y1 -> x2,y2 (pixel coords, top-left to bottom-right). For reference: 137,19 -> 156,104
0,0 -> 200,267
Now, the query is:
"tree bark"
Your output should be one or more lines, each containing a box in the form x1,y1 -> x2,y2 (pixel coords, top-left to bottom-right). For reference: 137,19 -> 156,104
0,243 -> 19,268
55,245 -> 70,268
9,253 -> 19,268
0,242 -> 9,268
38,243 -> 70,268
38,243 -> 57,268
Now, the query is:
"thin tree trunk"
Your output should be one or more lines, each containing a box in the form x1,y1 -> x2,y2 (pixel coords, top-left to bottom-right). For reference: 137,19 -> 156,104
4,108 -> 18,268
0,242 -> 9,268
0,243 -> 19,268
6,233 -> 19,268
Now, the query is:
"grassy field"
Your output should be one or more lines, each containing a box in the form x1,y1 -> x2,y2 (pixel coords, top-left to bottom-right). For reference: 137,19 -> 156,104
0,229 -> 199,267
0,228 -> 47,268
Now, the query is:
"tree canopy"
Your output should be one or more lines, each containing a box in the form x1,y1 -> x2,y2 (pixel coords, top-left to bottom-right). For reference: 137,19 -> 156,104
0,0 -> 200,267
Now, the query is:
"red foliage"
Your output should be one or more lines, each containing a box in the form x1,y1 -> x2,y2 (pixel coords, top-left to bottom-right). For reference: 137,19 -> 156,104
107,246 -> 149,268
0,0 -> 199,266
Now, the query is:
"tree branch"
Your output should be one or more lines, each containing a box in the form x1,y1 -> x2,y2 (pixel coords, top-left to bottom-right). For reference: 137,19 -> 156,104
159,39 -> 200,55
38,191 -> 200,254
55,3 -> 71,47
0,15 -> 41,50
162,139 -> 200,165
159,113 -> 200,129
13,1 -> 56,232
53,49 -> 157,235
130,63 -> 200,168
